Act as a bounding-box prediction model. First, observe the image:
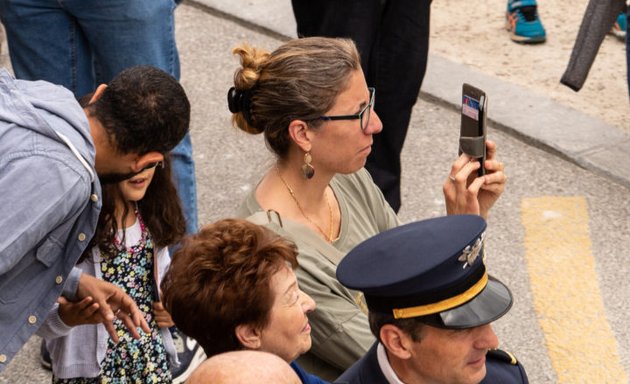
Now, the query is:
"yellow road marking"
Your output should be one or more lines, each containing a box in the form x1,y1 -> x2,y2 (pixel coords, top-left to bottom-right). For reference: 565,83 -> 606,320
521,196 -> 627,383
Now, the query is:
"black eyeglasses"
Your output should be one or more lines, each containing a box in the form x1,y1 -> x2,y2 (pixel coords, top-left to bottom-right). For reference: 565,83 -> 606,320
316,87 -> 375,131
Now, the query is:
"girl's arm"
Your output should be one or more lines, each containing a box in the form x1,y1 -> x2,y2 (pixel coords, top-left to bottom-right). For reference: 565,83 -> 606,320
152,301 -> 175,328
36,296 -> 100,339
154,246 -> 175,328
57,296 -> 102,326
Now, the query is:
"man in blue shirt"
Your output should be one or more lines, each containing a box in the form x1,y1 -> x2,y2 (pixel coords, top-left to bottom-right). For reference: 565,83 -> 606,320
0,65 -> 189,371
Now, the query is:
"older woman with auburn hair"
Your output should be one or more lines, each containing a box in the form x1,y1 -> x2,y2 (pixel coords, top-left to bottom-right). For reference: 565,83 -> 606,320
228,36 -> 507,377
161,219 -> 327,384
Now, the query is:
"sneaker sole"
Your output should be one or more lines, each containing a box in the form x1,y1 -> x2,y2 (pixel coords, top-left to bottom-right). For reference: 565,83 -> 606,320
609,28 -> 626,41
509,34 -> 546,44
40,340 -> 52,371
172,348 -> 206,384
40,357 -> 52,371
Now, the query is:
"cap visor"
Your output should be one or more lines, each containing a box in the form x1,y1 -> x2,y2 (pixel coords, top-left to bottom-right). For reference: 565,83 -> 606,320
438,276 -> 513,329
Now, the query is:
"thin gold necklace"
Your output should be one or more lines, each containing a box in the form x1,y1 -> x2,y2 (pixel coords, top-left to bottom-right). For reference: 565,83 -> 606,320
276,166 -> 335,242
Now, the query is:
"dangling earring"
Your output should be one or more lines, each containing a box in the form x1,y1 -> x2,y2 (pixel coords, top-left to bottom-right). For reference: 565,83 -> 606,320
301,152 -> 315,180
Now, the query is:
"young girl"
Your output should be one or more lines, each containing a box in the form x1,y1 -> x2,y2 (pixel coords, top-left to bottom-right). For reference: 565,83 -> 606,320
38,157 -> 186,383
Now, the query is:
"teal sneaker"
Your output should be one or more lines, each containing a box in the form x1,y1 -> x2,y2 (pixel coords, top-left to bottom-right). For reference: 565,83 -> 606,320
506,0 -> 547,44
609,12 -> 627,41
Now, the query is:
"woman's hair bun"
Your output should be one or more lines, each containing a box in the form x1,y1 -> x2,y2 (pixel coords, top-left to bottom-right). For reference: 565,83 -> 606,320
230,43 -> 270,135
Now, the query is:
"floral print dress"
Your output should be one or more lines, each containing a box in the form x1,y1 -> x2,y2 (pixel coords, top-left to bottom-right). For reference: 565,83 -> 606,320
53,212 -> 171,384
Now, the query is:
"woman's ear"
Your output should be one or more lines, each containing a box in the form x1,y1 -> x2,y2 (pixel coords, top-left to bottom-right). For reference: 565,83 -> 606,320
287,119 -> 312,153
380,324 -> 413,360
235,324 -> 262,350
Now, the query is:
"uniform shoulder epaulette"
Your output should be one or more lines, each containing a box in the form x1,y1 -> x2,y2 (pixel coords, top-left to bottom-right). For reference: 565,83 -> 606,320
487,348 -> 518,365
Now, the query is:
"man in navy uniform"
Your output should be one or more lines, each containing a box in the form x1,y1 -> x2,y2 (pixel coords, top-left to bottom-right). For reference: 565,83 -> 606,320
335,215 -> 528,384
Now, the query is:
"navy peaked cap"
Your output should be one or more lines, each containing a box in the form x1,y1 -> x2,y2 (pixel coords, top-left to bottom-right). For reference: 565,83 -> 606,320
337,215 -> 512,329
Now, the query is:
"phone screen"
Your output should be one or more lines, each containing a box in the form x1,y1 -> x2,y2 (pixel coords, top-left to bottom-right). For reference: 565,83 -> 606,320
459,84 -> 487,176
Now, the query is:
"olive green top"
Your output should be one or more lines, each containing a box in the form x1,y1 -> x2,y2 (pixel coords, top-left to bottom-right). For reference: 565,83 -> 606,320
238,168 -> 400,377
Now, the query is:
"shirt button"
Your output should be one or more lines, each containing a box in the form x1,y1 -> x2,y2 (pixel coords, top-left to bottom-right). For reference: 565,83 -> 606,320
78,233 -> 86,242
55,276 -> 63,285
0,354 -> 6,363
90,194 -> 98,202
28,315 -> 37,325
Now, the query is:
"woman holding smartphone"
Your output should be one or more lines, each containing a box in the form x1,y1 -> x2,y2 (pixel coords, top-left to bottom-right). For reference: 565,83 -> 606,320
228,36 -> 507,378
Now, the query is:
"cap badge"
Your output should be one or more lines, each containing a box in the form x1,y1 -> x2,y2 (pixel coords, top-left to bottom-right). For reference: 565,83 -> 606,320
458,231 -> 485,268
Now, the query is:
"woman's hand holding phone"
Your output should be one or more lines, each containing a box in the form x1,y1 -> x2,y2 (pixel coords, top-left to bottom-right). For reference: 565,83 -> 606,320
444,83 -> 508,219
443,140 -> 506,219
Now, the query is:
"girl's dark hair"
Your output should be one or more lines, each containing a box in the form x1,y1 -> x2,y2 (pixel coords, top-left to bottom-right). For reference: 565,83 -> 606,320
82,156 -> 185,260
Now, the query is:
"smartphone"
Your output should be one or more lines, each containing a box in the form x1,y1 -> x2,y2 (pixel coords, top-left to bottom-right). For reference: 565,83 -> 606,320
459,83 -> 487,176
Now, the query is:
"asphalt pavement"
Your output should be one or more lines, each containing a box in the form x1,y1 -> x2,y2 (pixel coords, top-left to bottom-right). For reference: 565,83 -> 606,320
1,1 -> 630,383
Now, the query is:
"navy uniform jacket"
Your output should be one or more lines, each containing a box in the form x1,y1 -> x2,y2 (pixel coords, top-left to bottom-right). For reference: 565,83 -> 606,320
334,343 -> 528,384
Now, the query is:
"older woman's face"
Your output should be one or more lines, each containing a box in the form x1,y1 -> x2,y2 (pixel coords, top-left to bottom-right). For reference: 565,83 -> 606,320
308,69 -> 383,175
259,266 -> 316,362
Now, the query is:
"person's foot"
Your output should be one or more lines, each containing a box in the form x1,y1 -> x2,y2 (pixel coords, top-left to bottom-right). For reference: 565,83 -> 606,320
40,339 -> 52,371
506,0 -> 547,44
609,12 -> 627,41
171,328 -> 206,383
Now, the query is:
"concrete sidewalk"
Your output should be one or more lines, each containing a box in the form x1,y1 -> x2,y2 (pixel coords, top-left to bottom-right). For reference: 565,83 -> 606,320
189,0 -> 630,190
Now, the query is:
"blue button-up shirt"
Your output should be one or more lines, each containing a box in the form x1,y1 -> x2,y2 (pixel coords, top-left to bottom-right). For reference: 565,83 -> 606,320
0,70 -> 101,371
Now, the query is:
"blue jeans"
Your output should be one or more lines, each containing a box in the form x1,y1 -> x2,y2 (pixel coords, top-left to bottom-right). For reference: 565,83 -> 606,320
0,0 -> 198,235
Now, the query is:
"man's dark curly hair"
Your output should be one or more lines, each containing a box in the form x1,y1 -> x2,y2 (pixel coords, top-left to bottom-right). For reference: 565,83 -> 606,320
86,65 -> 190,155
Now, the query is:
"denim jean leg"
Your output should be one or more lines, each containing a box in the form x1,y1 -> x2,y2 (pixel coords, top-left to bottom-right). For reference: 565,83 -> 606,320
171,133 -> 198,235
65,0 -> 181,84
0,0 -> 94,96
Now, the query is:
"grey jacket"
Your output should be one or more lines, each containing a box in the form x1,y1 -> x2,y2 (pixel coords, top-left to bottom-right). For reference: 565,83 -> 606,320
0,69 -> 101,371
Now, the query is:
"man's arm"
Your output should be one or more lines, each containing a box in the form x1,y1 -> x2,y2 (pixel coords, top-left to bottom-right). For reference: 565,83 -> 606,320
76,274 -> 151,342
63,267 -> 150,341
0,156 -> 88,274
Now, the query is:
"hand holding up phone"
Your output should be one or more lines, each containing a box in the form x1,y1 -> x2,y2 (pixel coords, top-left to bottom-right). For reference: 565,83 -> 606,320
443,84 -> 508,219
